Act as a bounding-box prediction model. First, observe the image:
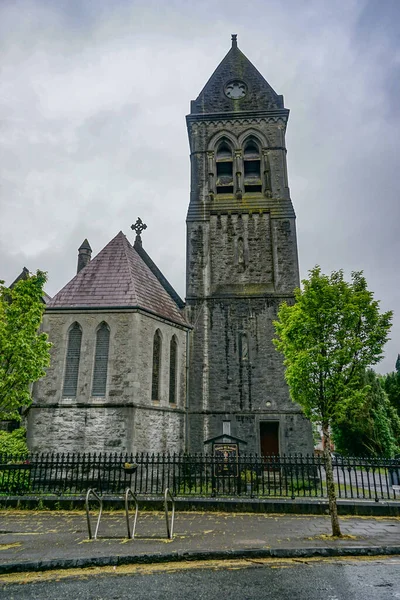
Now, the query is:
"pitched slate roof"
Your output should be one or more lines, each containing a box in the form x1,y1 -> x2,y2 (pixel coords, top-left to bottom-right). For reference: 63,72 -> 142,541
47,232 -> 188,327
190,35 -> 284,115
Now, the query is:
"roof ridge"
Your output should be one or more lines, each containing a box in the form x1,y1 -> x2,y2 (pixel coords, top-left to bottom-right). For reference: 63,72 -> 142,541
119,231 -> 138,302
134,240 -> 185,309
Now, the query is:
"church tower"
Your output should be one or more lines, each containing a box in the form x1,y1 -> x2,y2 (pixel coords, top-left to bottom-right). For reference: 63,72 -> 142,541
185,35 -> 313,455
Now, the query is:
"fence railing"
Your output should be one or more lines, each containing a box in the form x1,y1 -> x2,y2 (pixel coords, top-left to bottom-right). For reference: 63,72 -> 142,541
0,453 -> 399,500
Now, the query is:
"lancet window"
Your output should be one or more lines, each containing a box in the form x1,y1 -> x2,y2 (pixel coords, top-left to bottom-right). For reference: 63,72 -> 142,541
151,329 -> 162,401
215,140 -> 234,194
91,322 -> 110,397
169,336 -> 178,404
62,322 -> 82,397
243,140 -> 262,193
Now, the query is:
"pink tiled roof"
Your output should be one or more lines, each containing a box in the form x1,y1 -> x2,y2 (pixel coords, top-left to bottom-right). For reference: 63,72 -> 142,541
47,232 -> 188,327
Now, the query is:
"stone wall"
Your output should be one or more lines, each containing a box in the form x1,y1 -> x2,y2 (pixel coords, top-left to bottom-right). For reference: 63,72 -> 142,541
27,405 -> 185,455
191,412 -> 312,456
186,297 -> 313,454
29,309 -> 187,454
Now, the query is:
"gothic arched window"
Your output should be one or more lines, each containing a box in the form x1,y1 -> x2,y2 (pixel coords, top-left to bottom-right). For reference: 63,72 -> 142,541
91,322 -> 110,397
62,322 -> 82,397
151,329 -> 162,401
169,336 -> 178,404
243,139 -> 262,193
216,140 -> 234,194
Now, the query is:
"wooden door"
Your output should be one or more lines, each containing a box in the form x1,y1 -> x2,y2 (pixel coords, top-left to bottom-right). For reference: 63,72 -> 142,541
260,422 -> 279,457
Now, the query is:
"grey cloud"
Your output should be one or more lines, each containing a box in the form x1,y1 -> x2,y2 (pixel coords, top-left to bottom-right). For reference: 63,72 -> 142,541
1,0 -> 399,373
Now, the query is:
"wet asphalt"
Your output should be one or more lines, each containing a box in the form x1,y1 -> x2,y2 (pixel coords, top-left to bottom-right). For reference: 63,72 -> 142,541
1,557 -> 400,600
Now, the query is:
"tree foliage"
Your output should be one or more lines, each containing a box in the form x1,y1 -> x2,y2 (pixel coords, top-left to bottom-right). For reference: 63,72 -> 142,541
273,267 -> 392,536
332,370 -> 400,458
0,427 -> 28,455
0,271 -> 51,421
381,359 -> 400,418
273,268 -> 392,425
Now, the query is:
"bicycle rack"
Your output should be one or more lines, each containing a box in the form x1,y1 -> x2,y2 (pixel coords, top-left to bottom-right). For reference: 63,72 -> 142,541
85,488 -> 103,540
86,487 -> 175,541
125,488 -> 139,539
164,488 -> 175,539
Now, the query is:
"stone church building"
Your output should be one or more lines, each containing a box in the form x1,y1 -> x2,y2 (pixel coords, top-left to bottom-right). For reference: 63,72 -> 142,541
28,36 -> 313,456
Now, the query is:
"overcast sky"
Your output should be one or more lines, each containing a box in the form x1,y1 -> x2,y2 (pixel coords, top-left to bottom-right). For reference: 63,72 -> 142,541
1,0 -> 399,373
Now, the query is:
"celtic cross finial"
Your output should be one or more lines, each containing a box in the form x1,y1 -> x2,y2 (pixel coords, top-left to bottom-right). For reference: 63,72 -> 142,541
131,217 -> 147,245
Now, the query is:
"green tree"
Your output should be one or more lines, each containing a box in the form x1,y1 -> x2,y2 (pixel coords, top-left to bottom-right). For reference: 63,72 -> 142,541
332,370 -> 400,457
273,267 -> 392,537
0,427 -> 28,454
0,270 -> 51,421
381,358 -> 400,417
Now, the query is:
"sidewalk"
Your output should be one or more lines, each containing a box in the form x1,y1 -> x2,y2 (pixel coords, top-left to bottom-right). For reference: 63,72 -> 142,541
0,510 -> 399,574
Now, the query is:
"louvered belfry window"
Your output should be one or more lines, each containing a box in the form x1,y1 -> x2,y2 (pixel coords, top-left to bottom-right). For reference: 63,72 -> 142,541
169,336 -> 178,404
92,322 -> 110,397
151,329 -> 162,401
216,140 -> 234,194
62,322 -> 82,397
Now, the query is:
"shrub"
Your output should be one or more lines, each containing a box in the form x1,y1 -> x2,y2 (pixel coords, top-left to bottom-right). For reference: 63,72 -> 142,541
0,428 -> 28,455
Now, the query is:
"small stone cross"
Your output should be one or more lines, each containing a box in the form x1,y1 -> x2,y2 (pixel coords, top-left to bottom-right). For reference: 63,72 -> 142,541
131,217 -> 147,245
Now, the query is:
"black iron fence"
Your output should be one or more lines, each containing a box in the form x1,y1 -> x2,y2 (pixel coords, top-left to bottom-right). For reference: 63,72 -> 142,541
0,453 -> 399,500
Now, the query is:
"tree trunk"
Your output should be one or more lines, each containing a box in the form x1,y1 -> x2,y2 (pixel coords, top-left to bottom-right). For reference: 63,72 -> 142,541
322,423 -> 342,537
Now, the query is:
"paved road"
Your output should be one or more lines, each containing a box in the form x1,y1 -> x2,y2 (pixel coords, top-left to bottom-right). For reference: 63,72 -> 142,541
1,557 -> 400,600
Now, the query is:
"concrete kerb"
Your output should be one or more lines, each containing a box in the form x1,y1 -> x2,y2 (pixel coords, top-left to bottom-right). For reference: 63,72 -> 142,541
1,496 -> 400,516
1,546 -> 400,576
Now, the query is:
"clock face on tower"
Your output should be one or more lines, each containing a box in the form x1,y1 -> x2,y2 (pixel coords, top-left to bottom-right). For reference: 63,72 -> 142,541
224,80 -> 247,99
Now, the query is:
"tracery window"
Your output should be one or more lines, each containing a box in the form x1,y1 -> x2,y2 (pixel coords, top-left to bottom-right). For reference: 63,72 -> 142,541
216,141 -> 234,194
62,322 -> 82,397
151,329 -> 162,401
91,322 -> 110,397
169,336 -> 178,404
243,140 -> 262,193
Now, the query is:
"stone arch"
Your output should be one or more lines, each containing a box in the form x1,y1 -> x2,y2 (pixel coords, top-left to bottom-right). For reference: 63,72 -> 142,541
207,130 -> 238,152
243,137 -> 261,157
238,128 -> 269,149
